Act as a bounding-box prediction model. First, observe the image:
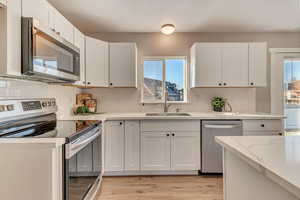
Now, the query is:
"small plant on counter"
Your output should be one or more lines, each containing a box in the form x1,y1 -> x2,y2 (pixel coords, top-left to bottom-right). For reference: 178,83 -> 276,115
75,105 -> 90,114
211,97 -> 225,112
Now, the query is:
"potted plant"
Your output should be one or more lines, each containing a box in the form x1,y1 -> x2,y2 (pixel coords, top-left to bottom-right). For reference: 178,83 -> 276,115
211,97 -> 225,112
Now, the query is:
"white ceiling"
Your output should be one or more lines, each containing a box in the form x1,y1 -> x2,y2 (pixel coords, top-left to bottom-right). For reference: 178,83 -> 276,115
48,0 -> 300,33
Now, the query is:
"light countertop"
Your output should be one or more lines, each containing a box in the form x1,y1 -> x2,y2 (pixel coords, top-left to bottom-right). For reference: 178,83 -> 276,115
216,136 -> 300,198
68,112 -> 284,121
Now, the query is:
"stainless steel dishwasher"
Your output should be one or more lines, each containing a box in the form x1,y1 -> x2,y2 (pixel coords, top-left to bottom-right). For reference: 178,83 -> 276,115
201,120 -> 242,173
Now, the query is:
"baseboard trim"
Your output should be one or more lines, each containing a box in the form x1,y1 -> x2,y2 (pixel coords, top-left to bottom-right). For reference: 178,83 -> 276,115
103,170 -> 199,176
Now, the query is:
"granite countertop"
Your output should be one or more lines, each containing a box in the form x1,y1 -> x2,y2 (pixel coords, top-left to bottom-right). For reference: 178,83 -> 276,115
216,136 -> 300,198
68,112 -> 284,121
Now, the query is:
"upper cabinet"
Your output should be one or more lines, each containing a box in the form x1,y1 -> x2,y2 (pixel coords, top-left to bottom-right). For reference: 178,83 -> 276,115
85,36 -> 109,87
190,43 -> 222,87
190,42 -> 267,88
22,0 -> 49,26
49,7 -> 74,44
109,43 -> 137,87
249,43 -> 267,87
221,43 -> 249,87
73,28 -> 86,86
22,0 -> 74,44
0,0 -> 22,76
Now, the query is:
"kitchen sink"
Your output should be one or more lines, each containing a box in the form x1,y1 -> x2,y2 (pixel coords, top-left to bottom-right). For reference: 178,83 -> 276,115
146,113 -> 191,116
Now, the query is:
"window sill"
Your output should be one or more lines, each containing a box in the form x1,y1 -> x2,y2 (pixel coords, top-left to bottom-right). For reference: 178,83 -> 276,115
141,101 -> 190,105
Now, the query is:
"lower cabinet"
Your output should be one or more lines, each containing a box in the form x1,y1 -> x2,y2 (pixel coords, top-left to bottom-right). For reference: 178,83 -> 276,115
104,120 -> 140,172
124,121 -> 140,171
171,132 -> 200,170
104,121 -> 125,171
141,132 -> 171,170
243,119 -> 283,136
141,131 -> 200,171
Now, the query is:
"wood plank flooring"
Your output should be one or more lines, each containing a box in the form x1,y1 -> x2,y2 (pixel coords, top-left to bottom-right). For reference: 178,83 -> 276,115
95,175 -> 223,200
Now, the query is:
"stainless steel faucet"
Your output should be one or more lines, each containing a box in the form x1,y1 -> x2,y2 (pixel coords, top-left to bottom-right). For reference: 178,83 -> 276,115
164,91 -> 171,113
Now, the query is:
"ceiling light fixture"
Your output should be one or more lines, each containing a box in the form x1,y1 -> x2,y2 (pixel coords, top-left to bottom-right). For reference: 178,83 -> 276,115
161,24 -> 176,35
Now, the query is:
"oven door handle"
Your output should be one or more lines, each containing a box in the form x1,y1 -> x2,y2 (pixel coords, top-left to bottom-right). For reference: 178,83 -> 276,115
71,131 -> 100,151
66,129 -> 101,159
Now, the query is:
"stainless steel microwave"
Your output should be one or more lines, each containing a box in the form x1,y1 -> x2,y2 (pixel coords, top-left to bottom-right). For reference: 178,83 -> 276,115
21,17 -> 80,83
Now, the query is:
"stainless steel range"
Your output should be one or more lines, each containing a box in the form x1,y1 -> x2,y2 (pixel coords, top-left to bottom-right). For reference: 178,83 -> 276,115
0,98 -> 102,200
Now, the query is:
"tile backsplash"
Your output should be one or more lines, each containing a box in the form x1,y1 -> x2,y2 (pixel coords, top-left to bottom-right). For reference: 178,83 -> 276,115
0,78 -> 81,119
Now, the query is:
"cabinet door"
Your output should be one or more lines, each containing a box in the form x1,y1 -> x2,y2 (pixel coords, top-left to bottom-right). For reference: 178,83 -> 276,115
105,121 -> 124,172
141,132 -> 171,170
22,0 -> 49,26
221,43 -> 249,86
73,28 -> 86,86
191,43 -> 222,87
77,143 -> 93,172
85,36 -> 109,87
53,9 -> 74,44
249,43 -> 267,87
124,121 -> 140,171
109,43 -> 137,87
171,132 -> 200,170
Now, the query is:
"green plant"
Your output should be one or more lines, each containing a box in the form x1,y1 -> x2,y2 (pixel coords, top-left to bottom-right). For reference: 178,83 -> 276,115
76,105 -> 89,114
211,97 -> 225,111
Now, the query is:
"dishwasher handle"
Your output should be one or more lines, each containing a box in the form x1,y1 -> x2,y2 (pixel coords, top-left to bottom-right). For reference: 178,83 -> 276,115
203,124 -> 241,129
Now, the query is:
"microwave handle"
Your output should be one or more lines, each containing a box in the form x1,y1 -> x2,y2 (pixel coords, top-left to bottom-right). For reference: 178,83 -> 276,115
203,124 -> 240,129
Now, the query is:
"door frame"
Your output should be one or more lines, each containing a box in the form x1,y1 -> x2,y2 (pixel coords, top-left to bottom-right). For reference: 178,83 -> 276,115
270,48 -> 300,115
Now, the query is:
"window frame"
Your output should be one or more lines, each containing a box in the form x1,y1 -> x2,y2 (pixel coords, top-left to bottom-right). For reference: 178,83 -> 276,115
142,56 -> 188,104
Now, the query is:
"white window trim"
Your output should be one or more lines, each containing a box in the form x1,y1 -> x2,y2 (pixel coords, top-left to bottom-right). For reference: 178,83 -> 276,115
142,56 -> 188,104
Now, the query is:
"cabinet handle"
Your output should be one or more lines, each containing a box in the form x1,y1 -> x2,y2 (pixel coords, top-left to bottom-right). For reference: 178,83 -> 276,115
110,83 -> 113,86
223,83 -> 227,86
250,82 -> 254,86
172,133 -> 175,137
166,134 -> 170,137
261,124 -> 265,128
87,82 -> 91,85
218,83 -> 222,86
279,132 -> 283,136
119,122 -> 123,125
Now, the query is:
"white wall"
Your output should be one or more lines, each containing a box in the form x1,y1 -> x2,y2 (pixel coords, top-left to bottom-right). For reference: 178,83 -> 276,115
0,78 -> 81,119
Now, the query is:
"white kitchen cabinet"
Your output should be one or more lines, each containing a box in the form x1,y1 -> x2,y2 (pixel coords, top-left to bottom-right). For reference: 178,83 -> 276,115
171,132 -> 200,170
85,36 -> 109,87
21,0 -> 49,26
190,42 -> 266,88
190,43 -> 222,87
243,119 -> 283,136
109,43 -> 137,87
73,28 -> 86,86
52,9 -> 74,44
124,121 -> 140,171
249,43 -> 267,87
141,132 -> 171,170
221,43 -> 249,86
0,0 -> 22,76
104,121 -> 124,172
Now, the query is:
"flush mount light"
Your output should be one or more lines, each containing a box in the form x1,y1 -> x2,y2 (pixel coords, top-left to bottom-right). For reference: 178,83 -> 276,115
161,24 -> 176,35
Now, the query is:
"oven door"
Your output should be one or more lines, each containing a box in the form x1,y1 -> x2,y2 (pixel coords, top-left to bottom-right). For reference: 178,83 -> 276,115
65,128 -> 102,200
22,17 -> 80,82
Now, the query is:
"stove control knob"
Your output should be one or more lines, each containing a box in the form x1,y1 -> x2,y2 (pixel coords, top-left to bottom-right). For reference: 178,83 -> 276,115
51,101 -> 56,106
0,105 -> 6,112
42,102 -> 47,107
6,105 -> 14,111
47,101 -> 52,106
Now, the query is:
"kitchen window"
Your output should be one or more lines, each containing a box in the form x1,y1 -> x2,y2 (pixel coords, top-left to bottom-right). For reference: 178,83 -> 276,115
142,57 -> 187,103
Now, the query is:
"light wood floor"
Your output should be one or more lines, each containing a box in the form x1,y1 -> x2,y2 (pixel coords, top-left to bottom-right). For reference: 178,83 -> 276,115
95,175 -> 223,200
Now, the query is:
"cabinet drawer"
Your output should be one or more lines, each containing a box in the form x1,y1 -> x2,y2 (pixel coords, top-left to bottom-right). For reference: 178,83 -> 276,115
141,120 -> 200,132
244,131 -> 282,136
243,120 -> 282,131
